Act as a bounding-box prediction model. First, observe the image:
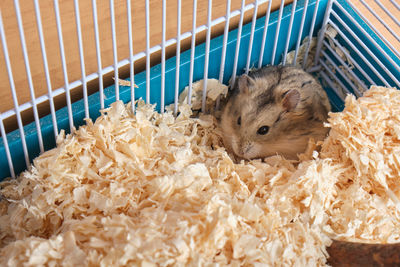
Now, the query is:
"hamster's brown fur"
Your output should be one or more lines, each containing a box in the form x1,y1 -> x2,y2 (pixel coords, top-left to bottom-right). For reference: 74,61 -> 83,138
220,65 -> 331,160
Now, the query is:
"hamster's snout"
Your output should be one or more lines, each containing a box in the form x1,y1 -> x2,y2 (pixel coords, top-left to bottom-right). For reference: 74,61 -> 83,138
232,139 -> 258,160
240,141 -> 253,158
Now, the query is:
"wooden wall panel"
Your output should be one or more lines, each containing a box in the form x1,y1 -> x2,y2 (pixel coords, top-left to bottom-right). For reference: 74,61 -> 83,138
349,0 -> 400,53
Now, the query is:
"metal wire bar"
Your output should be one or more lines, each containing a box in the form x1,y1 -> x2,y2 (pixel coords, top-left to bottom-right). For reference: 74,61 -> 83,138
282,0 -> 297,65
174,0 -> 182,116
319,70 -> 347,102
219,0 -> 232,84
320,59 -> 352,97
0,118 -> 14,178
188,0 -> 198,106
216,0 -> 232,109
322,40 -> 369,92
54,0 -> 74,132
2,0 -> 268,120
74,0 -> 89,119
271,0 -> 285,65
0,68 -> 104,121
110,0 -> 119,101
334,2 -> 400,80
92,0 -> 105,110
314,0 -> 331,67
321,50 -> 362,96
258,0 -> 272,68
127,0 -> 135,112
202,0 -> 213,113
0,11 -> 30,169
303,0 -> 321,69
359,0 -> 400,44
245,0 -> 259,73
346,0 -> 400,60
161,0 -> 166,113
376,0 -> 400,27
293,0 -> 309,66
34,0 -> 58,138
328,20 -> 391,87
325,36 -> 376,86
145,0 -> 150,103
14,0 -> 44,153
389,0 -> 400,10
231,0 -> 246,83
331,10 -> 400,87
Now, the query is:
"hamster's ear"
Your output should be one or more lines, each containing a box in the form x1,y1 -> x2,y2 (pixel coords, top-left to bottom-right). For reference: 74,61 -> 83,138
282,89 -> 300,111
238,74 -> 255,94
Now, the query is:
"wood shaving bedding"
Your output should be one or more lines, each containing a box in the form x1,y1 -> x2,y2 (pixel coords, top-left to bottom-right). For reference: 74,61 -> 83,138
321,86 -> 400,242
0,85 -> 400,266
176,79 -> 229,114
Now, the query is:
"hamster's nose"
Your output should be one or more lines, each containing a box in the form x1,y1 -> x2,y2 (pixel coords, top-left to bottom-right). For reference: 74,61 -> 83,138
240,141 -> 253,156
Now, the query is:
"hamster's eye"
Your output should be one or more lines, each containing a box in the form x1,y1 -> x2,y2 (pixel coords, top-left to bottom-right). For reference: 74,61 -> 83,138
257,126 -> 269,135
237,116 -> 241,126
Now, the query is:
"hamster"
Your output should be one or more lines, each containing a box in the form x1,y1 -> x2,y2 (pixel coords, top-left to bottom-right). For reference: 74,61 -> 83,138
220,65 -> 331,160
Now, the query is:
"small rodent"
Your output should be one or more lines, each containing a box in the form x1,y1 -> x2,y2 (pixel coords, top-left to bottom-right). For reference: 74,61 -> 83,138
220,65 -> 331,160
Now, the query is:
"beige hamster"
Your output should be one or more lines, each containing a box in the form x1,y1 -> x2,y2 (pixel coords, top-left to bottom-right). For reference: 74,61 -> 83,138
220,65 -> 331,160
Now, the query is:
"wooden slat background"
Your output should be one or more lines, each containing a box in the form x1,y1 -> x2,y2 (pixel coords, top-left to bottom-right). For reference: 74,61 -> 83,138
350,0 -> 400,53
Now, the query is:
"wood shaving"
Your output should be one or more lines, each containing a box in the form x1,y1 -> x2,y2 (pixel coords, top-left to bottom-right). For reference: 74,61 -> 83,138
321,85 -> 400,243
114,78 -> 139,88
176,79 -> 228,112
1,86 -> 400,266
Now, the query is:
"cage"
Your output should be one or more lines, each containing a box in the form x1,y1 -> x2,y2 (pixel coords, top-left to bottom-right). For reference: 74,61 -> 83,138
1,0 -> 399,179
1,0 -> 400,264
